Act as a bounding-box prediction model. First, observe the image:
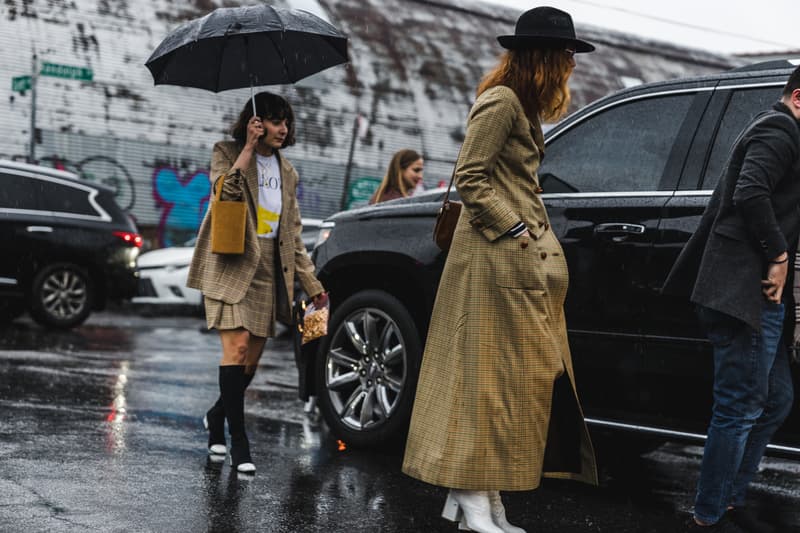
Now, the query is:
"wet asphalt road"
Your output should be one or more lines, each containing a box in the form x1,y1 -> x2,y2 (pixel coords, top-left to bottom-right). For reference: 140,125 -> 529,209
1,310 -> 800,533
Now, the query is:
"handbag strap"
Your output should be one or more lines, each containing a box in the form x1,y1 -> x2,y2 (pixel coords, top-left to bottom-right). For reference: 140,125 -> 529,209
213,173 -> 226,202
441,145 -> 464,208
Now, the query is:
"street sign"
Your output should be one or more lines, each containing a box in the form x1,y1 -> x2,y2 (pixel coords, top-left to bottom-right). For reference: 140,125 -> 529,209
40,62 -> 93,81
12,75 -> 31,93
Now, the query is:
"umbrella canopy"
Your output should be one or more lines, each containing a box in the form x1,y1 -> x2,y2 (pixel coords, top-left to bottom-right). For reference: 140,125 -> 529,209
145,5 -> 348,92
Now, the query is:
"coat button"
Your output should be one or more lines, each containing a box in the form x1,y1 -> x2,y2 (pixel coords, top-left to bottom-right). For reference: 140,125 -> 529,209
279,240 -> 284,246
544,223 -> 549,231
540,251 -> 547,260
283,266 -> 289,273
520,240 -> 528,249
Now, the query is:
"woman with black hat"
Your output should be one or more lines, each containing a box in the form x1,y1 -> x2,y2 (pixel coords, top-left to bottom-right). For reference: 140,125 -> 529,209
402,7 -> 598,533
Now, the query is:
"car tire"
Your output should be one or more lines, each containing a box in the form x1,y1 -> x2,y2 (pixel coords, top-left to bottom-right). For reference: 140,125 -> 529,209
29,263 -> 93,329
316,289 -> 422,449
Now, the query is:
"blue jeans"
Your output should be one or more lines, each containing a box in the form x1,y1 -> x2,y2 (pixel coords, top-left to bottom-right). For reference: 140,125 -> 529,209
693,302 -> 794,524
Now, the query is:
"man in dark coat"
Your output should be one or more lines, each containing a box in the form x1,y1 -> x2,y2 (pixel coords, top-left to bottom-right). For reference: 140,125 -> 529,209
663,66 -> 800,532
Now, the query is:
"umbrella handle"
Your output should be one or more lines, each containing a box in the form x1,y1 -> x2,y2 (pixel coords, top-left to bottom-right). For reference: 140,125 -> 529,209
250,82 -> 256,117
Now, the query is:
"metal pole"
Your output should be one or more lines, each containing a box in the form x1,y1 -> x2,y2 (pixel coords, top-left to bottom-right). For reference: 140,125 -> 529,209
339,114 -> 360,211
250,80 -> 256,117
29,52 -> 38,164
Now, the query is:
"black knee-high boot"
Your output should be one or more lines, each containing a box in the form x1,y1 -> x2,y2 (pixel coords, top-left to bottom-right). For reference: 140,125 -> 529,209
205,370 -> 255,452
219,365 -> 254,472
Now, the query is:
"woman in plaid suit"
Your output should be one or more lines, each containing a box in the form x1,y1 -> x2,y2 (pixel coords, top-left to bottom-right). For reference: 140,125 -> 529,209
187,92 -> 327,473
402,8 -> 597,532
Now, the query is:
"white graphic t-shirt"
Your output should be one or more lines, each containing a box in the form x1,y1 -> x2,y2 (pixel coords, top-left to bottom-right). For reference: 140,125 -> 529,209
256,153 -> 282,239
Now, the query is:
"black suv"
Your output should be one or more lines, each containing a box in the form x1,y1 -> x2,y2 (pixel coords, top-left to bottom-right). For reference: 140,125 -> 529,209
0,160 -> 141,328
296,60 -> 800,454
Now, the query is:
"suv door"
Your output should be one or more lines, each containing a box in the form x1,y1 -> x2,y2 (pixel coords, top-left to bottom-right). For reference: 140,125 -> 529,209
654,81 -> 790,438
537,87 -> 713,427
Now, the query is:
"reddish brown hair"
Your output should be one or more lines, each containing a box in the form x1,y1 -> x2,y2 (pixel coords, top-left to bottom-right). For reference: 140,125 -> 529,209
477,48 -> 573,123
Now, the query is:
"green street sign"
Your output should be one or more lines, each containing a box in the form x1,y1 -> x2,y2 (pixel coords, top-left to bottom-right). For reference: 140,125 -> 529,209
12,75 -> 31,93
40,62 -> 93,81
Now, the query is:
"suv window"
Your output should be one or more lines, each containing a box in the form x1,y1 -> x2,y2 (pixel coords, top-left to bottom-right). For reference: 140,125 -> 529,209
0,172 -> 38,210
701,86 -> 782,189
37,179 -> 98,217
539,93 -> 694,192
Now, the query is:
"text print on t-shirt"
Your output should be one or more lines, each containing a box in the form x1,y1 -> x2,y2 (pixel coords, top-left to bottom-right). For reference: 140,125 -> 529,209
257,153 -> 282,239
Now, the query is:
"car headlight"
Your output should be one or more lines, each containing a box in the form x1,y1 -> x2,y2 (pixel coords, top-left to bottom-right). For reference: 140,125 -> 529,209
315,221 -> 335,249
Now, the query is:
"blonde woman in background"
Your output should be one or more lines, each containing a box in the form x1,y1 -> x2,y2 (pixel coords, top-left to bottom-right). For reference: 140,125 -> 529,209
369,149 -> 424,204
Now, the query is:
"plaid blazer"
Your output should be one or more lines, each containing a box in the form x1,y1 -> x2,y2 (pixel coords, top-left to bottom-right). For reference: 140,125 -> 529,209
402,86 -> 597,490
186,141 -> 323,324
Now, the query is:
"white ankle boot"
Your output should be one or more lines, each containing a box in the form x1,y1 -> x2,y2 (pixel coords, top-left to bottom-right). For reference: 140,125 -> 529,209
488,491 -> 526,533
442,490 -> 504,533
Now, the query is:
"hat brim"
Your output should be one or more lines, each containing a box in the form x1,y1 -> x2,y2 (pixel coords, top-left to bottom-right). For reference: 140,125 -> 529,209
497,35 -> 595,53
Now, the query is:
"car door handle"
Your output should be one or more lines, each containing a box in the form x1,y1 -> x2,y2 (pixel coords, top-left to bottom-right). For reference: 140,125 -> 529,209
594,223 -> 646,235
26,226 -> 53,233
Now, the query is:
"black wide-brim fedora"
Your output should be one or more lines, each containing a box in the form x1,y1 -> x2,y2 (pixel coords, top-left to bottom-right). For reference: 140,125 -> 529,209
498,6 -> 595,52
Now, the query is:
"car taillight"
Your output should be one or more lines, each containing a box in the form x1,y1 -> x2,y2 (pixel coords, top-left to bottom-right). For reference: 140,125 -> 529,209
113,231 -> 143,248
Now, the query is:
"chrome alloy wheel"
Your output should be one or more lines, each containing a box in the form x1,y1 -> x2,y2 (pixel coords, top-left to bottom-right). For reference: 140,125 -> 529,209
40,268 -> 88,320
325,307 -> 407,431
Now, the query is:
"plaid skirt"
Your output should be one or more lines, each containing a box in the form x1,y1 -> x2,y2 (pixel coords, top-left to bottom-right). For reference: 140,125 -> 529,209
204,238 -> 277,338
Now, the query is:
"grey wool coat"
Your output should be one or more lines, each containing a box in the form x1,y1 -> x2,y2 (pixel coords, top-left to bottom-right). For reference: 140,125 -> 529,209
663,102 -> 800,336
187,141 -> 323,325
402,86 -> 598,490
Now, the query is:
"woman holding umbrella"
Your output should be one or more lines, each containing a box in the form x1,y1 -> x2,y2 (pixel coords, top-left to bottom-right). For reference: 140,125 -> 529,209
187,92 -> 327,473
402,7 -> 597,532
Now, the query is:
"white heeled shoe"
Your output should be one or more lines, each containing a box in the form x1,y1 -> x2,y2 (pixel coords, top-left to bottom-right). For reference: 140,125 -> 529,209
488,492 -> 526,533
441,490 -> 504,533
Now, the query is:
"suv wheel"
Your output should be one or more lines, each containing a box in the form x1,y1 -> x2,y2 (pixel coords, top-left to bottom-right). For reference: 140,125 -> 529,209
316,290 -> 422,448
30,263 -> 93,328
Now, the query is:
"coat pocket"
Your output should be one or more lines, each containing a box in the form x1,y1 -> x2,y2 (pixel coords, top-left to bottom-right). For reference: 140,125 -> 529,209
493,236 -> 546,290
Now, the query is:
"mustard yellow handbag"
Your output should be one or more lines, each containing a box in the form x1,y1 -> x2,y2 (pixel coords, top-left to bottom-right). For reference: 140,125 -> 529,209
210,172 -> 246,255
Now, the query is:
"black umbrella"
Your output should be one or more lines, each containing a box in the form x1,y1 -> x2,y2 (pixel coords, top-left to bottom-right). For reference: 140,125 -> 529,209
145,5 -> 348,113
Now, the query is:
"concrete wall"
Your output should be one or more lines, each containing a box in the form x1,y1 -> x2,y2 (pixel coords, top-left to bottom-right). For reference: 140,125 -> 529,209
0,0 -> 738,249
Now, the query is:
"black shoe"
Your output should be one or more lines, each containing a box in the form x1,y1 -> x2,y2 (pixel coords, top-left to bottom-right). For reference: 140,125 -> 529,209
220,365 -> 255,474
727,508 -> 776,533
229,435 -> 255,474
685,515 -> 746,532
204,399 -> 226,455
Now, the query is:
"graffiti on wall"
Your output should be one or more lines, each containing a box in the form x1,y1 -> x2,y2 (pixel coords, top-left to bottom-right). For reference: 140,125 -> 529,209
27,151 -> 212,248
38,154 -> 137,211
6,131 -> 384,250
151,164 -> 210,247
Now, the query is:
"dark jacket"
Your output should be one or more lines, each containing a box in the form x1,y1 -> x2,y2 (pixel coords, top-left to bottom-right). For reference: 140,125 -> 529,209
663,102 -> 800,335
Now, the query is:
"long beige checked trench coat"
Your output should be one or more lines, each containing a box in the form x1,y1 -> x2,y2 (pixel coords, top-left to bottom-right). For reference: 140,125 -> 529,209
402,86 -> 598,490
187,141 -> 323,326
